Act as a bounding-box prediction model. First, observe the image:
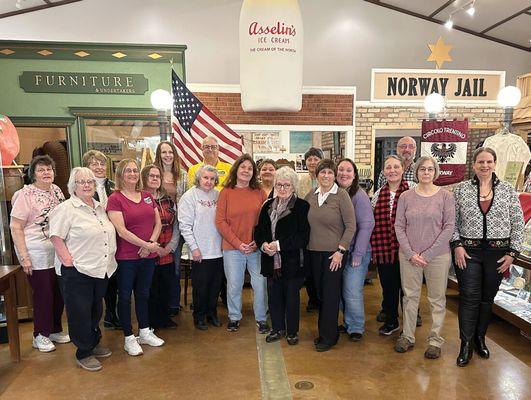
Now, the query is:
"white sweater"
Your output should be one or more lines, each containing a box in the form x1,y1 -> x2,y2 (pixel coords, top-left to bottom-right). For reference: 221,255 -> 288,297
178,187 -> 222,259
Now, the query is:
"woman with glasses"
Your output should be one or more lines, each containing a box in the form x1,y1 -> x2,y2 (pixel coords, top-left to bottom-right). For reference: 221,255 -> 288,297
394,156 -> 455,359
107,159 -> 164,356
82,150 -> 120,330
254,167 -> 310,345
49,167 -> 117,371
141,164 -> 180,330
10,155 -> 68,353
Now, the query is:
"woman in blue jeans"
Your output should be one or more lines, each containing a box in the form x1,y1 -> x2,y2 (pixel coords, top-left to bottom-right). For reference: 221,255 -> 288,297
336,159 -> 375,341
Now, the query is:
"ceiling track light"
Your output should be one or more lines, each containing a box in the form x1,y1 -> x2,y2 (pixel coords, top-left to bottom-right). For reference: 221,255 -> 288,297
444,19 -> 453,29
466,0 -> 476,16
444,0 -> 476,29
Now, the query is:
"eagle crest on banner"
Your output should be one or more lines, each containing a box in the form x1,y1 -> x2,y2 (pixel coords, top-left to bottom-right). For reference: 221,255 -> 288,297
431,142 -> 457,163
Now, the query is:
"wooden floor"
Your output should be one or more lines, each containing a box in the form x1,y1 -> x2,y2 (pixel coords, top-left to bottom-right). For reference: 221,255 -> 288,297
0,281 -> 529,399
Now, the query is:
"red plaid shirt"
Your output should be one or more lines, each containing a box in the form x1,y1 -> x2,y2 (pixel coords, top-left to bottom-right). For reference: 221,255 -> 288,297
154,194 -> 176,265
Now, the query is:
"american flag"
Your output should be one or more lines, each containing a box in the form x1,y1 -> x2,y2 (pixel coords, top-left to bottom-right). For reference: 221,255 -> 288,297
171,70 -> 243,170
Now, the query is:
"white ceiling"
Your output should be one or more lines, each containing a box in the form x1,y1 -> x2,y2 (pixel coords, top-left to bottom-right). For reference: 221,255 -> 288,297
371,0 -> 531,49
0,0 -> 80,17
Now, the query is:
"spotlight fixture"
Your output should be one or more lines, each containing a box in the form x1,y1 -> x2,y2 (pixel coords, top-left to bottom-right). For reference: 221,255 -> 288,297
466,1 -> 476,16
444,19 -> 453,30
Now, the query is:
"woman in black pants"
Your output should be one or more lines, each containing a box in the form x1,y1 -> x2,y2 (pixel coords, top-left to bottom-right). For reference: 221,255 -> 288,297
452,147 -> 524,367
254,167 -> 310,345
305,159 -> 356,351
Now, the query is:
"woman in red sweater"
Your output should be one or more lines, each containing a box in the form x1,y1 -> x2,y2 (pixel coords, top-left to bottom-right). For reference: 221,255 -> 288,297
215,154 -> 269,333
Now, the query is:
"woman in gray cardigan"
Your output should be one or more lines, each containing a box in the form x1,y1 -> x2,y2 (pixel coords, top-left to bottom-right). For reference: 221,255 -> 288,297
305,159 -> 356,352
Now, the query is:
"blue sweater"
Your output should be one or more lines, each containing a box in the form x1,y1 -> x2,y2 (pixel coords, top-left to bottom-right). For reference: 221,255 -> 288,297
349,189 -> 375,264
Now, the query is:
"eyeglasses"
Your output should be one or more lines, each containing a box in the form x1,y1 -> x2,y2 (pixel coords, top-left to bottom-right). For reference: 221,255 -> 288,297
148,174 -> 161,179
275,183 -> 292,190
398,144 -> 416,150
418,167 -> 435,173
75,179 -> 95,186
124,168 -> 139,174
89,161 -> 106,168
202,145 -> 219,150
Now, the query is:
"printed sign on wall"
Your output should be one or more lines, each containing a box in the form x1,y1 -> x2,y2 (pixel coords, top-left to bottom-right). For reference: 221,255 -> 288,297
421,119 -> 468,185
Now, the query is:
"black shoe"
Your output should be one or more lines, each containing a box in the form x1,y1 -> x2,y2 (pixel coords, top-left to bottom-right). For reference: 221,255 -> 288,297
349,332 -> 363,342
416,313 -> 423,327
169,306 -> 182,317
207,316 -> 222,327
314,336 -> 322,345
194,320 -> 208,331
337,325 -> 347,334
376,310 -> 386,323
227,320 -> 240,332
306,303 -> 319,313
103,315 -> 122,330
364,278 -> 372,285
265,330 -> 285,343
161,320 -> 178,329
315,342 -> 332,352
256,320 -> 270,334
286,334 -> 299,345
378,323 -> 400,336
456,341 -> 473,367
474,336 -> 490,359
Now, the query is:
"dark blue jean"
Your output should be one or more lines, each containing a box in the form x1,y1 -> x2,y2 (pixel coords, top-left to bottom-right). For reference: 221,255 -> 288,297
117,258 -> 156,336
169,237 -> 184,309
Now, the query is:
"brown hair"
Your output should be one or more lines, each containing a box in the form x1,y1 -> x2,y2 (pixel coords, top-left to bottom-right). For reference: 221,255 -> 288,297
473,147 -> 497,163
336,158 -> 360,196
154,141 -> 182,182
140,164 -> 165,195
316,159 -> 336,177
114,159 -> 141,191
223,153 -> 260,190
82,150 -> 107,167
28,155 -> 56,183
258,159 -> 277,171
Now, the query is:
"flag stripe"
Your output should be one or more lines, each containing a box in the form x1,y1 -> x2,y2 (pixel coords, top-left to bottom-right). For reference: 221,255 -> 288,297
172,122 -> 202,166
202,108 -> 242,142
194,116 -> 242,158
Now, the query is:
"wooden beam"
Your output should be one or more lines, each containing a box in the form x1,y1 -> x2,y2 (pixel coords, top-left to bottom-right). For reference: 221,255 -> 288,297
0,0 -> 82,20
429,0 -> 458,18
481,6 -> 531,34
363,0 -> 530,52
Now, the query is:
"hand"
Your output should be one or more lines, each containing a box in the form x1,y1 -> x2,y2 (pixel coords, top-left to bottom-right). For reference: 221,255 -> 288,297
351,255 -> 361,267
328,251 -> 344,271
239,243 -> 250,254
410,254 -> 428,268
21,259 -> 33,276
158,246 -> 171,257
248,241 -> 258,253
454,247 -> 471,270
138,247 -> 150,258
62,255 -> 74,267
496,255 -> 514,274
269,241 -> 279,252
192,249 -> 203,262
147,242 -> 160,253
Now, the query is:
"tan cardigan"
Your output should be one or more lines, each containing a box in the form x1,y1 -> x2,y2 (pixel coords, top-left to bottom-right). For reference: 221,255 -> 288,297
305,187 -> 356,251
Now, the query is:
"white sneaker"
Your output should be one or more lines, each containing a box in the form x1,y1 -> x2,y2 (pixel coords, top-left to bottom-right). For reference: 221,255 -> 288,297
138,328 -> 165,347
124,335 -> 143,356
32,334 -> 56,352
49,331 -> 71,344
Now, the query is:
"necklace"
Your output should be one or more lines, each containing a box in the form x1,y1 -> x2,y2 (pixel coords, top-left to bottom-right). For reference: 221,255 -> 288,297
479,188 -> 492,199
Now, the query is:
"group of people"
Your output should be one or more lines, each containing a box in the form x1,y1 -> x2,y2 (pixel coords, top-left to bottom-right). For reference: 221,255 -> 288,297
9,134 -> 525,372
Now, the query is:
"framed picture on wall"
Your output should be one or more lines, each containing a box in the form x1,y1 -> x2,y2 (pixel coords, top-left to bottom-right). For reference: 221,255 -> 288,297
290,131 -> 313,153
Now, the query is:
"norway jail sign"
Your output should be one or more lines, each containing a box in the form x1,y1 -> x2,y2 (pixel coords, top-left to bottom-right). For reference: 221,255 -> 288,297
19,71 -> 149,95
371,69 -> 505,103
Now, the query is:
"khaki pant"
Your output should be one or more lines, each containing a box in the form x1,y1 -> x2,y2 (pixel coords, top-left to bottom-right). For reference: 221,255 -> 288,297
399,251 -> 451,348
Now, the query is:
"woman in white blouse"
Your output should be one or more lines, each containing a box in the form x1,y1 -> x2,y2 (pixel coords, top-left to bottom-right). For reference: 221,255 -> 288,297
49,167 -> 117,372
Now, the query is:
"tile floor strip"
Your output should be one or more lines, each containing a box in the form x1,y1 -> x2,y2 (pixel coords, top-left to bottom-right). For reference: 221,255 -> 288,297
256,331 -> 292,400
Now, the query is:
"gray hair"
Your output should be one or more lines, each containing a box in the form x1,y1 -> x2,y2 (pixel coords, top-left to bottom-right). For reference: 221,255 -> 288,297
274,166 -> 299,193
194,164 -> 219,188
384,154 -> 405,169
67,167 -> 95,196
413,156 -> 440,181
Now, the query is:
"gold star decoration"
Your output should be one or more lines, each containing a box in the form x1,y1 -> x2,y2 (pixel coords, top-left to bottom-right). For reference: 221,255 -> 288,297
427,37 -> 452,69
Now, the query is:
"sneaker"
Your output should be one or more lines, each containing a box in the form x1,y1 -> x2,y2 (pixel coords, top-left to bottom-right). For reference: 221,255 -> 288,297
256,321 -> 270,334
416,313 -> 423,327
138,328 -> 165,347
315,342 -> 332,352
395,336 -> 414,353
376,310 -> 386,323
92,345 -> 112,358
424,345 -> 441,359
76,356 -> 102,372
378,323 -> 400,336
265,330 -> 285,343
286,334 -> 299,346
124,335 -> 143,356
49,331 -> 70,344
227,320 -> 240,332
349,332 -> 363,342
194,320 -> 208,331
103,314 -> 122,330
32,334 -> 56,352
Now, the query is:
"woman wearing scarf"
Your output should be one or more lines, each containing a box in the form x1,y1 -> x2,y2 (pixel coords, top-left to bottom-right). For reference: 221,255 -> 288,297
254,167 -> 310,345
370,155 -> 414,336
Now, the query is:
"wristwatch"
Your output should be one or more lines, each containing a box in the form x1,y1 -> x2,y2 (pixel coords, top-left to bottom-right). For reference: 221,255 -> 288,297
337,248 -> 346,255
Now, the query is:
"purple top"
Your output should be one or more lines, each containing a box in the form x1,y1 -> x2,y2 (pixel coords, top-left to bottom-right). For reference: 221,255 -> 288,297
349,188 -> 375,264
107,191 -> 157,260
394,188 -> 455,263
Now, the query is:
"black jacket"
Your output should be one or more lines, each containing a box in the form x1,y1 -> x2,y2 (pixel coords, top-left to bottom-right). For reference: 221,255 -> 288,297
93,178 -> 115,202
254,196 -> 310,279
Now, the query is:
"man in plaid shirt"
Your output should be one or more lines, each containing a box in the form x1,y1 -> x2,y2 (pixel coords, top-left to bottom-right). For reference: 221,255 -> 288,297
377,136 -> 418,189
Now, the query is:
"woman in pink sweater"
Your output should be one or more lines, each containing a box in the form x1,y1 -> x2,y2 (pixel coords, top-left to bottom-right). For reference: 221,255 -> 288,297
394,156 -> 455,359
